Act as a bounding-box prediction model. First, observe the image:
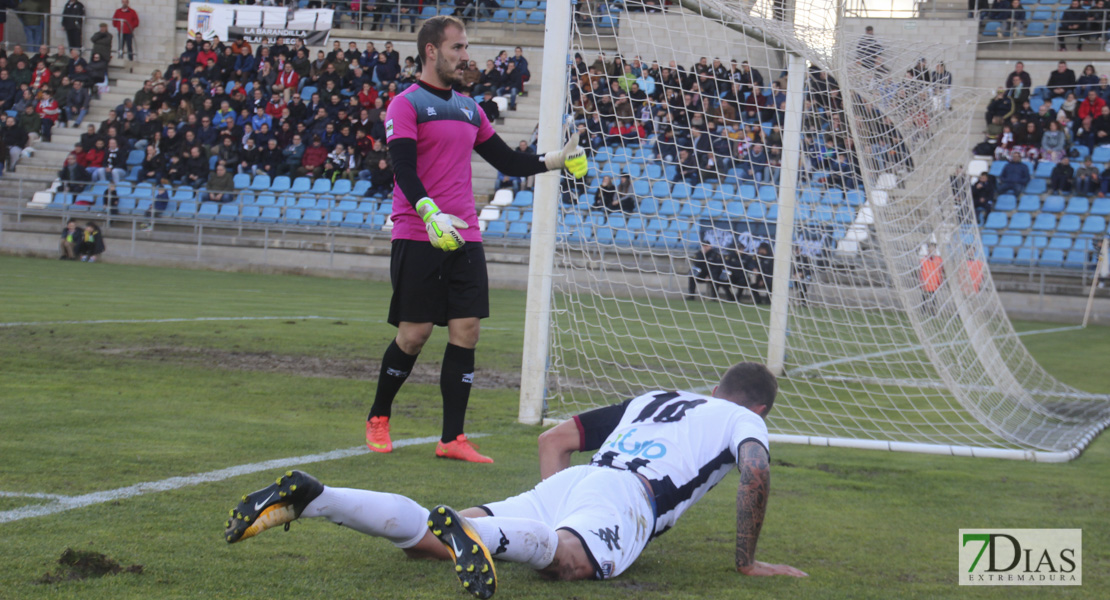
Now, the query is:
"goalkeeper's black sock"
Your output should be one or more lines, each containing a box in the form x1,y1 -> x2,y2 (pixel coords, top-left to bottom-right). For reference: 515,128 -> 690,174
440,343 -> 475,442
368,339 -> 419,420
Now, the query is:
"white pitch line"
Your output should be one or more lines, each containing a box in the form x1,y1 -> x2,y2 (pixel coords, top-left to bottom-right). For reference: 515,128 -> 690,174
0,491 -> 70,500
0,434 -> 485,525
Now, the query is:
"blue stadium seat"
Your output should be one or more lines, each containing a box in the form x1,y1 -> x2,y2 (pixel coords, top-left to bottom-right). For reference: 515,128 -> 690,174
1042,195 -> 1066,213
1033,162 -> 1055,178
1057,214 -> 1080,232
994,194 -> 1017,211
821,189 -> 844,205
1016,195 -> 1041,212
724,200 -> 745,218
300,209 -> 324,225
174,201 -> 197,217
758,186 -> 777,202
250,175 -> 271,191
242,206 -> 262,222
255,194 -> 276,207
1032,213 -> 1057,231
1090,197 -> 1110,215
1040,248 -> 1065,267
989,246 -> 1015,264
512,191 -> 534,207
525,10 -> 545,24
1014,247 -> 1039,266
1047,235 -> 1073,249
690,184 -> 712,201
983,212 -> 1008,229
1063,250 -> 1089,268
257,206 -> 281,223
197,203 -> 220,219
269,176 -> 291,193
351,180 -> 371,197
1064,197 -> 1090,214
310,179 -> 332,195
1009,213 -> 1032,229
1092,147 -> 1110,163
638,197 -> 658,215
290,177 -> 312,193
655,199 -> 678,217
325,210 -> 344,227
215,204 -> 239,221
747,203 -> 766,220
1081,215 -> 1106,233
233,173 -> 251,189
294,196 -> 317,209
678,200 -> 703,219
125,149 -> 144,166
988,161 -> 1006,176
799,189 -> 821,205
510,9 -> 527,22
845,190 -> 865,206
331,179 -> 353,196
1024,179 -> 1047,195
980,232 -> 1000,247
507,221 -> 530,238
739,184 -> 758,201
420,5 -> 437,18
765,204 -> 779,221
671,182 -> 691,200
999,234 -> 1024,247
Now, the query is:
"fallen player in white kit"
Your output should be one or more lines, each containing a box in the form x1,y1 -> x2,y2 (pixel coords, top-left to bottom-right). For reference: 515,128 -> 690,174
224,362 -> 806,598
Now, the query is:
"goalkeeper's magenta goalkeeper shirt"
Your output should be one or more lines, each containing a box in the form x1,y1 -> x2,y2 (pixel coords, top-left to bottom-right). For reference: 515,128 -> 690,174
385,81 -> 496,243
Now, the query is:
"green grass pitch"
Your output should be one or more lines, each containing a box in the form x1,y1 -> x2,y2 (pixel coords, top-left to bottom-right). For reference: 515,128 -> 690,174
0,254 -> 1106,599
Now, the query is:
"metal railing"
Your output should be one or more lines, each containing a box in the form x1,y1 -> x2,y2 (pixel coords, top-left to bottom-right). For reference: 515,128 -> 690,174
2,9 -> 142,61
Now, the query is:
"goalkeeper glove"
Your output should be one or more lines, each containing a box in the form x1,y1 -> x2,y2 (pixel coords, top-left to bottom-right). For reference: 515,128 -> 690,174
415,197 -> 468,252
544,132 -> 589,179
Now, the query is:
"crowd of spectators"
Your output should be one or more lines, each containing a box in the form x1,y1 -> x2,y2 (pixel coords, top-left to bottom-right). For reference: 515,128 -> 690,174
974,0 -> 1110,51
39,33 -> 530,200
977,60 -> 1110,223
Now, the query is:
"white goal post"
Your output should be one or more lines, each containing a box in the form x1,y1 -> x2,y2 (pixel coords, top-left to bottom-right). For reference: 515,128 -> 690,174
519,0 -> 1110,461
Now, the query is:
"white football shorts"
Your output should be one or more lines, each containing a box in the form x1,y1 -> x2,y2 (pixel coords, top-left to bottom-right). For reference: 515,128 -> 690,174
480,465 -> 656,579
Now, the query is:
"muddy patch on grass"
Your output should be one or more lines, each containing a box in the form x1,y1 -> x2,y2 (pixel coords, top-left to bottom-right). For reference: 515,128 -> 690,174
97,346 -> 521,390
37,548 -> 142,584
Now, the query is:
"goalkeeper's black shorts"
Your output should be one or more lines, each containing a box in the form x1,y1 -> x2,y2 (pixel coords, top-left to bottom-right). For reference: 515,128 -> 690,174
387,239 -> 490,327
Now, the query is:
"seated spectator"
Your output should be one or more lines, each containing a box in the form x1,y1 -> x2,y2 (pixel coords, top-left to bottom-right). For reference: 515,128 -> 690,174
1049,156 -> 1074,193
594,174 -> 616,210
138,145 -> 163,182
1078,90 -> 1106,121
366,158 -> 394,197
58,148 -> 91,192
35,89 -> 59,142
1012,120 -> 1042,160
183,145 -> 209,189
98,138 -> 126,184
66,79 -> 90,127
204,163 -> 235,202
479,90 -> 499,122
1002,0 -> 1026,37
674,148 -> 703,184
77,222 -> 105,262
1005,75 -> 1029,106
283,134 -> 306,175
299,136 -> 328,178
747,242 -> 774,306
616,174 -> 637,213
1040,121 -> 1069,162
688,230 -> 737,302
104,183 -> 119,215
60,219 -> 81,260
985,88 -> 1014,125
1046,61 -> 1076,98
257,138 -> 283,177
1077,64 -> 1100,97
1059,1 -> 1087,51
971,172 -> 996,225
996,152 -> 1031,196
1075,157 -> 1100,196
498,62 -> 523,111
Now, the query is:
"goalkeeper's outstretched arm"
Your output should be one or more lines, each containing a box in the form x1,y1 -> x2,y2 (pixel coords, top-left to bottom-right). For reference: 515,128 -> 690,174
735,440 -> 807,577
474,133 -> 588,179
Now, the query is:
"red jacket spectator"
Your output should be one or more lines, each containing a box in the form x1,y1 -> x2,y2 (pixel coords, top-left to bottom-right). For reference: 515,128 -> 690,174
85,147 -> 105,168
277,69 -> 299,91
265,99 -> 284,120
37,98 -> 60,123
302,143 -> 328,168
1078,94 -> 1106,120
113,4 -> 140,35
921,255 -> 943,292
31,67 -> 51,89
197,50 -> 218,66
358,86 -> 378,109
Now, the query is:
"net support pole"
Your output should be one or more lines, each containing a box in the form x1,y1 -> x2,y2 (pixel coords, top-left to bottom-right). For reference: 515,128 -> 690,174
1082,238 -> 1108,328
766,52 -> 806,377
518,1 -> 572,425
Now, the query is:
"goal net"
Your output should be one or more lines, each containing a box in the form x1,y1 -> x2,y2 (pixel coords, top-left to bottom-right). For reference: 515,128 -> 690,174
521,0 -> 1110,461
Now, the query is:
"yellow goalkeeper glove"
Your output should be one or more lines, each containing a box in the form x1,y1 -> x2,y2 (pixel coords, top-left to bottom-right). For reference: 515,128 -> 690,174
415,197 -> 468,252
544,132 -> 588,179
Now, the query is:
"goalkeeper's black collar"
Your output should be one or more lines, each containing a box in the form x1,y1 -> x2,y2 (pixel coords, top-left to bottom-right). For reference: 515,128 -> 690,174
418,80 -> 453,101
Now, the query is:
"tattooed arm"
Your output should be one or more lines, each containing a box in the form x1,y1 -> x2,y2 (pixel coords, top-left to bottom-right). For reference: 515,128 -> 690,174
735,440 -> 807,577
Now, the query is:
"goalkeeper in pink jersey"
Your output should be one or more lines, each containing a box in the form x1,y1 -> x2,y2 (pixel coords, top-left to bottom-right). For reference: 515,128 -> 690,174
365,16 -> 588,463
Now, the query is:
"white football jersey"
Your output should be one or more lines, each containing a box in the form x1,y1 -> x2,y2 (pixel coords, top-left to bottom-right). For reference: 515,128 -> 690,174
580,390 -> 769,537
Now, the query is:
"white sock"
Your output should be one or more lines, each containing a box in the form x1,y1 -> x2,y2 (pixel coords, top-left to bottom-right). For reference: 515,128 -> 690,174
301,486 -> 429,548
469,516 -> 559,570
